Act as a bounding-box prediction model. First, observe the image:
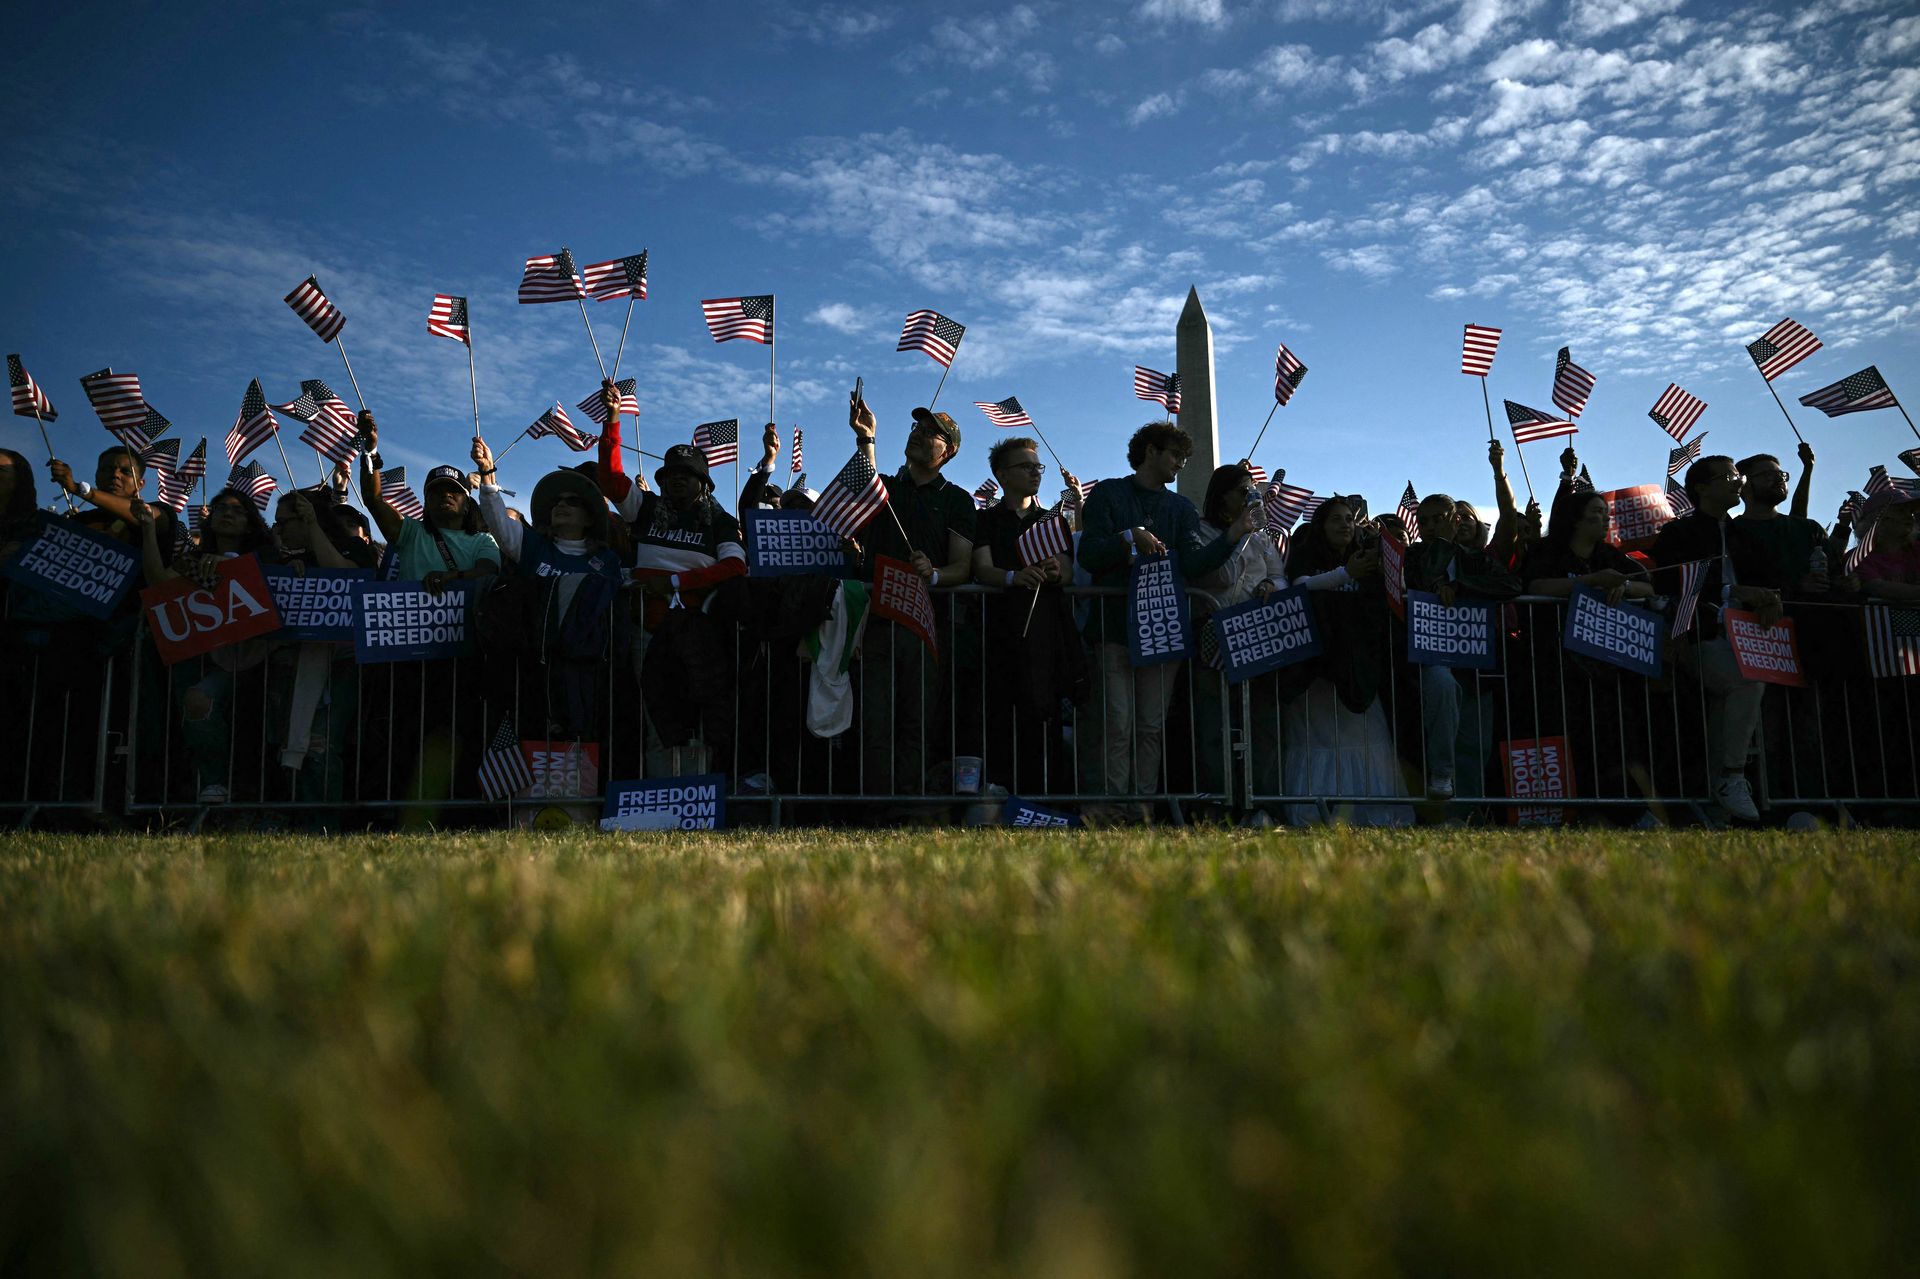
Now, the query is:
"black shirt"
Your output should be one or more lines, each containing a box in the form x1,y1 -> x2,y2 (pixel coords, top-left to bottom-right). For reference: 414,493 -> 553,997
1649,512 -> 1771,641
861,465 -> 976,573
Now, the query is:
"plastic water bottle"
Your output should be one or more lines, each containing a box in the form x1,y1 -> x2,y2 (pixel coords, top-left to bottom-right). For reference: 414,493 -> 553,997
1809,546 -> 1828,578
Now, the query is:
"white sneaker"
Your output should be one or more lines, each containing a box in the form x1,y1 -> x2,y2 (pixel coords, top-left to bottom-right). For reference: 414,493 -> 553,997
198,784 -> 229,805
1426,774 -> 1455,801
1713,776 -> 1759,821
740,772 -> 773,795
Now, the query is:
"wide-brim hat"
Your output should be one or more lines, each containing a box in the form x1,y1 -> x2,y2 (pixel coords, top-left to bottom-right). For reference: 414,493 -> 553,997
531,468 -> 609,542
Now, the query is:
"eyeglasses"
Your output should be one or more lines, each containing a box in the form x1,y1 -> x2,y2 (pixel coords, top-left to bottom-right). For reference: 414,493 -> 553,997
1005,461 -> 1045,473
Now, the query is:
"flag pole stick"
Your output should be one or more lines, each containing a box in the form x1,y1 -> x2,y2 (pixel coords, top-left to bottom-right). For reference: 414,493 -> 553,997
465,341 -> 482,441
1245,401 -> 1281,460
493,427 -> 533,463
1479,377 -> 1497,444
611,297 -> 636,380
928,361 -> 952,409
334,338 -> 367,412
1758,374 -> 1806,445
1894,397 -> 1920,443
1028,423 -> 1066,474
577,300 -> 608,380
1021,583 -> 1042,638
270,430 -> 300,496
31,409 -> 78,512
1507,429 -> 1536,503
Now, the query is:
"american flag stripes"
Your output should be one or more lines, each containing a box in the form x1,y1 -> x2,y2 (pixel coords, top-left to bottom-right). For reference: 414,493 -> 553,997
1901,448 -> 1920,478
155,441 -> 201,513
224,460 -> 276,511
1867,465 -> 1920,503
791,427 -> 804,473
1671,560 -> 1708,638
974,397 -> 1033,429
1242,462 -> 1269,487
1461,324 -> 1501,376
1299,496 -> 1330,525
582,251 -> 648,301
1273,344 -> 1307,406
302,380 -> 358,436
428,294 -> 471,344
811,451 -> 888,539
284,276 -> 346,343
897,310 -> 966,368
1845,517 -> 1876,575
1571,464 -> 1595,494
1552,346 -> 1596,418
576,379 -> 639,427
298,404 -> 360,465
1668,433 -> 1705,477
972,478 -> 999,508
379,467 -> 426,520
1264,481 -> 1314,532
1134,366 -> 1181,414
519,250 -> 586,304
1396,482 -> 1419,531
693,419 -> 739,467
1799,365 -> 1897,417
141,437 -> 180,475
81,369 -> 145,436
701,295 -> 774,344
1745,317 -> 1821,382
1864,606 -> 1920,679
1648,383 -> 1707,441
528,403 -> 596,452
478,715 -> 535,801
1504,400 -> 1577,445
176,438 -> 207,487
223,379 -> 279,467
8,355 -> 56,420
1017,514 -> 1073,568
124,406 -> 173,454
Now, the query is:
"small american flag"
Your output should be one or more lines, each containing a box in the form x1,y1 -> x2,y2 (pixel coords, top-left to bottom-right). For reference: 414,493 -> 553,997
701,295 -> 774,344
478,714 -> 535,801
298,405 -> 360,466
176,438 -> 207,485
1845,517 -> 1876,575
1799,365 -> 1897,417
1571,464 -> 1595,494
307,380 -> 358,435
1299,496 -> 1329,525
1666,479 -> 1694,518
897,310 -> 965,368
1017,513 -> 1072,568
1274,344 -> 1307,405
1552,346 -> 1596,418
1867,465 -> 1920,502
1668,433 -> 1705,477
225,460 -> 277,511
972,478 -> 999,508
155,468 -> 193,513
1243,462 -> 1269,486
81,369 -> 145,436
380,467 -> 426,520
1670,559 -> 1708,638
582,250 -> 648,302
1265,481 -> 1314,532
224,379 -> 279,467
811,451 -> 888,538
974,397 -> 1032,429
693,419 -> 739,466
7,355 -> 56,420
1648,383 -> 1707,441
528,403 -> 596,452
141,437 -> 180,474
1746,317 -> 1821,382
125,406 -> 173,454
1461,324 -> 1501,376
1901,447 -> 1920,478
284,275 -> 346,343
1396,482 -> 1419,531
791,426 -> 804,473
1504,400 -> 1577,445
428,294 -> 470,344
519,249 -> 586,304
1134,366 -> 1180,414
576,379 -> 639,427
1864,606 -> 1920,679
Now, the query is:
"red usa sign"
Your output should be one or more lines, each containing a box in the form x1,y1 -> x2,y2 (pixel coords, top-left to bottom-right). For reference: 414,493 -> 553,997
140,554 -> 284,664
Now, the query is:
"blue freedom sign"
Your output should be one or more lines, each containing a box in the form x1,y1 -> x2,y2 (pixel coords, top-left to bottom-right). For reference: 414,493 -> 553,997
742,508 -> 856,578
1405,590 -> 1497,670
1127,551 -> 1192,668
1001,796 -> 1080,827
600,774 -> 727,830
262,567 -> 371,641
350,579 -> 478,663
1562,585 -> 1663,678
1210,585 -> 1323,683
0,512 -> 141,620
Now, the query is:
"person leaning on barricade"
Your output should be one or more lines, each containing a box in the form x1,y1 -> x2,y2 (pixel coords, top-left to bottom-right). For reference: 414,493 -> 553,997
1076,420 -> 1252,824
1649,455 -> 1781,822
1405,492 -> 1521,804
595,383 -> 747,781
846,393 -> 975,802
970,435 -> 1087,799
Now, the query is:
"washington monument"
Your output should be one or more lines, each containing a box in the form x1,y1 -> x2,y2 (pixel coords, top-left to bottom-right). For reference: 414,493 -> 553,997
1175,286 -> 1218,511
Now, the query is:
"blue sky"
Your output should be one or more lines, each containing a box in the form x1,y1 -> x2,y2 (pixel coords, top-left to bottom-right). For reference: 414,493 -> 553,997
4,0 -> 1916,520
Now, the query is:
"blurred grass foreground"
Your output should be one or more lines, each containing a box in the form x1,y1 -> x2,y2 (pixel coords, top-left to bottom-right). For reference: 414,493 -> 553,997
3,829 -> 1918,1277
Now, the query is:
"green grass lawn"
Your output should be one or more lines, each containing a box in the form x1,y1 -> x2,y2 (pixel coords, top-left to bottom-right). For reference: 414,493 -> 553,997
3,829 -> 1917,1277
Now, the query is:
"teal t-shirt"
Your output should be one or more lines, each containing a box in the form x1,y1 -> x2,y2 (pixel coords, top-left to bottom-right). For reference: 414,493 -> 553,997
391,517 -> 501,580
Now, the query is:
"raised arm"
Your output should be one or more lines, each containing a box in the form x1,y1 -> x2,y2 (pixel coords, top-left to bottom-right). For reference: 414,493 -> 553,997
1790,440 -> 1813,522
469,435 -> 523,562
355,412 -> 405,544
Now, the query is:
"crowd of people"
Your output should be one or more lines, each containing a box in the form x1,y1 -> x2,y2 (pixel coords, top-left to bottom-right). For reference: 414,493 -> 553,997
3,376 -> 1917,830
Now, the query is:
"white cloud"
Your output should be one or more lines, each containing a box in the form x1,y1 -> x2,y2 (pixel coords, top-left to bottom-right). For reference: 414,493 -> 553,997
1564,0 -> 1685,38
1370,0 -> 1540,81
1130,91 -> 1183,125
1201,43 -> 1349,101
922,6 -> 1057,92
812,303 -> 865,334
1137,0 -> 1229,25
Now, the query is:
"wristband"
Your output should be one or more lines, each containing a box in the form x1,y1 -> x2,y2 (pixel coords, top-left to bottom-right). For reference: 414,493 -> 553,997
1122,529 -> 1135,548
75,480 -> 93,499
1004,569 -> 1016,587
931,569 -> 941,587
479,468 -> 496,477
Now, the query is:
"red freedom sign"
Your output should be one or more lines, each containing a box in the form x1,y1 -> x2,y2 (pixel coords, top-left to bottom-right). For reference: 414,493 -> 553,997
1380,533 -> 1407,620
1723,608 -> 1806,686
140,554 -> 283,665
1602,485 -> 1672,550
872,555 -> 938,659
1502,736 -> 1574,825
